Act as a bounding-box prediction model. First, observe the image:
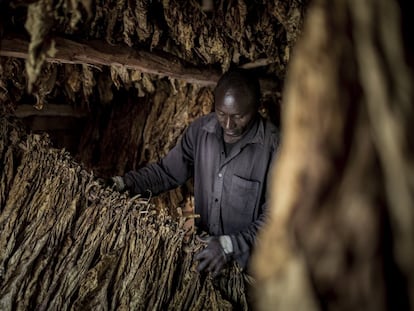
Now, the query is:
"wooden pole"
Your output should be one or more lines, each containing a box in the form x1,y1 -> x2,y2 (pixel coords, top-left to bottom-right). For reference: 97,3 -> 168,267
0,35 -> 279,94
0,36 -> 220,86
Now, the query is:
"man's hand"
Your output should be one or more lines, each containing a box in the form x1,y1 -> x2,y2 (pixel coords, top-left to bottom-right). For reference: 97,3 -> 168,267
99,176 -> 126,192
194,236 -> 229,277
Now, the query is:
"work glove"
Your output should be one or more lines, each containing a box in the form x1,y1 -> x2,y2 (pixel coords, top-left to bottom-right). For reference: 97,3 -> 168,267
104,176 -> 126,192
194,235 -> 232,277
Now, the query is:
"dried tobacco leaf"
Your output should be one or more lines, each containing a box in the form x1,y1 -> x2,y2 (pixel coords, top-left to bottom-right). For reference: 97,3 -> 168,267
25,0 -> 56,94
65,64 -> 82,97
0,58 -> 26,106
123,7 -> 137,47
0,116 -> 250,310
110,65 -> 130,89
31,62 -> 58,107
81,64 -> 97,105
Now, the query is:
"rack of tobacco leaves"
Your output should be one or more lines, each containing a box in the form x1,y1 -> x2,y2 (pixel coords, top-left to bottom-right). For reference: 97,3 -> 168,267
0,116 -> 249,311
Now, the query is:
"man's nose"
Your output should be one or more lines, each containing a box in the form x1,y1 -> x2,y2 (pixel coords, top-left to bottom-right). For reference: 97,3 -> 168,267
225,117 -> 233,129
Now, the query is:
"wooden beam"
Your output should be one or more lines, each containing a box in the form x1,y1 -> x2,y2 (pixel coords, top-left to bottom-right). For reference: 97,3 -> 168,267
0,35 -> 279,94
14,104 -> 88,118
239,58 -> 277,69
0,36 -> 220,86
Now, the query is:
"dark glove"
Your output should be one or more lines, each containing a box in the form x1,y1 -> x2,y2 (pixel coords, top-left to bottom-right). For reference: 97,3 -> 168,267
194,236 -> 229,277
100,176 -> 126,192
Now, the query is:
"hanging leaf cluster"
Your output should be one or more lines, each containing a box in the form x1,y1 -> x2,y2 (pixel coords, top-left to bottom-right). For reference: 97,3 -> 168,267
0,116 -> 250,310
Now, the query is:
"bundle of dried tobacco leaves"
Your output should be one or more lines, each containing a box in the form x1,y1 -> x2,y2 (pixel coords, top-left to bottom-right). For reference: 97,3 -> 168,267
0,117 -> 249,310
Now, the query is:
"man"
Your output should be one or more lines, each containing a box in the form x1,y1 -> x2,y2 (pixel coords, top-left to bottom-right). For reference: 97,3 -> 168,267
110,69 -> 280,276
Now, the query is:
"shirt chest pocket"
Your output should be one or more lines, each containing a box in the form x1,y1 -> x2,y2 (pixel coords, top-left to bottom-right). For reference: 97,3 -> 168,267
225,175 -> 260,216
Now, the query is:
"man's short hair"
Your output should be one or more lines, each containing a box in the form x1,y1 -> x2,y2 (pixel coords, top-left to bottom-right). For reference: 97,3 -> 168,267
214,69 -> 261,108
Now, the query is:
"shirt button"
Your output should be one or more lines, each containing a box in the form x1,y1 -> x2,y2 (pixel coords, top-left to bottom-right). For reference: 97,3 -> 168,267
218,173 -> 223,178
215,198 -> 218,202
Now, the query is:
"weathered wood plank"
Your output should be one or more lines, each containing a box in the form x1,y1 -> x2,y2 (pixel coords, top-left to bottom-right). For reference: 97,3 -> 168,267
14,104 -> 88,118
0,36 -> 220,86
0,35 -> 278,94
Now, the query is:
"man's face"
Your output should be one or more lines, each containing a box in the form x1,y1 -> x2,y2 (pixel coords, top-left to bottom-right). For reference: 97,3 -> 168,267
215,88 -> 257,144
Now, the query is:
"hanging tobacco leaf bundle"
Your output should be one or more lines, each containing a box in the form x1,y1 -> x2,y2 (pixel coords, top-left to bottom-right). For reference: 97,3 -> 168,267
0,117 -> 249,311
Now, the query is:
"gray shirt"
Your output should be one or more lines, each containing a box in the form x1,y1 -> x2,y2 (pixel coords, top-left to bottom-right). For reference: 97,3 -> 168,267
124,112 -> 280,268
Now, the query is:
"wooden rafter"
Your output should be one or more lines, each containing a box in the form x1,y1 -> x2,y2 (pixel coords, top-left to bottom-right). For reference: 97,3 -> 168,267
14,104 -> 88,118
0,35 -> 279,94
0,36 -> 220,86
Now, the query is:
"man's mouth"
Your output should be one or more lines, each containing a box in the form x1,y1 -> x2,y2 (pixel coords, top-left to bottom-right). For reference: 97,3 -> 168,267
224,131 -> 239,137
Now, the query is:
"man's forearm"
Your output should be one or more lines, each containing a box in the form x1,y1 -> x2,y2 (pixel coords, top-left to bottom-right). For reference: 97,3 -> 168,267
123,163 -> 173,196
